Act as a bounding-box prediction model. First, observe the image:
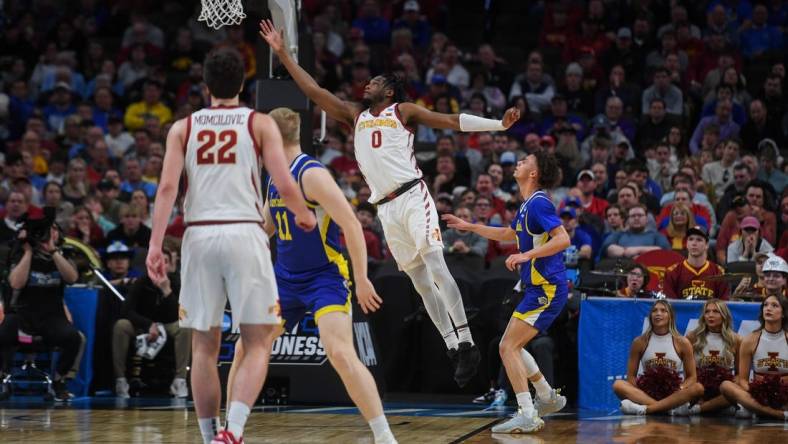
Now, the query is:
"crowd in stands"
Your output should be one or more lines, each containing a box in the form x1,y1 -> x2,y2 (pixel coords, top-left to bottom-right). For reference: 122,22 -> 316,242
0,0 -> 787,398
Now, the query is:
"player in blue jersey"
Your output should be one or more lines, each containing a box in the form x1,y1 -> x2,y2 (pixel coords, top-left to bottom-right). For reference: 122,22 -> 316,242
443,151 -> 571,434
227,108 -> 396,444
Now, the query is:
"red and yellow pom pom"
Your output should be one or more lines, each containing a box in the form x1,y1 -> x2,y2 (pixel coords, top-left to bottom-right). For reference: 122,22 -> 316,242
636,366 -> 682,401
697,365 -> 734,400
748,375 -> 788,410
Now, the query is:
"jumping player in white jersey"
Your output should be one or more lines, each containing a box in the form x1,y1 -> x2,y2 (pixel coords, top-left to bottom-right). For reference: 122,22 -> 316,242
260,19 -> 520,386
226,108 -> 396,444
146,48 -> 316,444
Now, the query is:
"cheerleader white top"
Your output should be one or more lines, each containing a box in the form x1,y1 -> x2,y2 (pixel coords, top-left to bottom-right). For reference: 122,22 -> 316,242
752,329 -> 788,376
696,332 -> 735,370
639,332 -> 684,377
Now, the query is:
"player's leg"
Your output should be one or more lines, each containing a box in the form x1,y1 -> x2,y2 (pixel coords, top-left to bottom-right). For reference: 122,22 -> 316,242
178,226 -> 225,444
217,224 -> 283,442
418,249 -> 481,385
493,284 -> 568,434
402,259 -> 456,348
224,323 -> 279,438
191,328 -> 223,444
226,324 -> 285,405
379,199 -> 457,350
317,311 -> 396,443
720,380 -> 787,420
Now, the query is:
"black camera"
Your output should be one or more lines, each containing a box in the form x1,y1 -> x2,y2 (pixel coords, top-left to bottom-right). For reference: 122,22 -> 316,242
17,207 -> 58,249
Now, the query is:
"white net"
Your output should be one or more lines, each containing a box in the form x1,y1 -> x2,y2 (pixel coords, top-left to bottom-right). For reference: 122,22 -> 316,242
198,0 -> 247,30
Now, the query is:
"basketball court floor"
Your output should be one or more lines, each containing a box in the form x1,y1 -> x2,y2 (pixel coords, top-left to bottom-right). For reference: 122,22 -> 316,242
2,397 -> 787,443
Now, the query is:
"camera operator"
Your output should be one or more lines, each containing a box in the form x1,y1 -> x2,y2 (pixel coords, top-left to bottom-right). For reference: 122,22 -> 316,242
112,246 -> 191,398
0,213 -> 81,401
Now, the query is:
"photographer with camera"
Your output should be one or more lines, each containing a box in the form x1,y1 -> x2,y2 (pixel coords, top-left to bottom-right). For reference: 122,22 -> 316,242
0,210 -> 81,401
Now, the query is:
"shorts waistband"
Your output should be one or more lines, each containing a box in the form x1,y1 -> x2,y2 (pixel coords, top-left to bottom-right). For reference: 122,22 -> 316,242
185,220 -> 264,228
373,178 -> 423,206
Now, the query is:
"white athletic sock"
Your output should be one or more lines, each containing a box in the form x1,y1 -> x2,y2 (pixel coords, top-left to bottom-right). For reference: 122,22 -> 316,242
519,349 -> 540,376
226,401 -> 251,438
368,414 -> 392,439
405,264 -> 454,346
443,330 -> 459,350
456,324 -> 473,345
690,404 -> 701,415
422,250 -> 471,339
531,375 -> 552,400
515,391 -> 535,416
198,417 -> 221,444
784,410 -> 788,421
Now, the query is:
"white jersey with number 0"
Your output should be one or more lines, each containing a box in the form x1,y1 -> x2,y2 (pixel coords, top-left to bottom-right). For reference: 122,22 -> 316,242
183,106 -> 265,224
354,103 -> 420,202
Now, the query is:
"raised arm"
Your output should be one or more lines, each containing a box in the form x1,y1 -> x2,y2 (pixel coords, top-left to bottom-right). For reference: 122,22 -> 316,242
147,118 -> 186,282
442,213 -> 516,241
398,102 -> 520,132
302,167 -> 382,314
259,19 -> 359,127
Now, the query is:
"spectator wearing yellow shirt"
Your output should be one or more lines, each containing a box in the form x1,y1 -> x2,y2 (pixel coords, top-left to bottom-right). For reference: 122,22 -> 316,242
123,80 -> 172,131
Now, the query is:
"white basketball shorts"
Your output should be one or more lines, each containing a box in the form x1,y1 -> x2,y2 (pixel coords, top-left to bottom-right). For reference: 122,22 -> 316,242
179,223 -> 281,331
376,181 -> 444,271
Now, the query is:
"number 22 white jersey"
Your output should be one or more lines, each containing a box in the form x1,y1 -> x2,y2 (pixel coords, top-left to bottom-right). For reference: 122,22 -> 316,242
183,106 -> 265,224
354,103 -> 421,203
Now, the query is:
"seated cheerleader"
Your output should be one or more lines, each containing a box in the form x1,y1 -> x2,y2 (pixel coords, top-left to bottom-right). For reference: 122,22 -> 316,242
613,299 -> 705,415
719,294 -> 788,420
683,299 -> 741,415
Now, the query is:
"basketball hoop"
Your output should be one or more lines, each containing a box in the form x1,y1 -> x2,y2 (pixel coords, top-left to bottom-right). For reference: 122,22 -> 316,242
198,0 -> 247,30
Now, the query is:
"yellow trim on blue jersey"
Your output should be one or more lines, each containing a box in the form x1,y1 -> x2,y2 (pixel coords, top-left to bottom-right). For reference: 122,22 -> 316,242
318,210 -> 350,280
314,289 -> 352,322
297,159 -> 323,208
512,263 -> 557,322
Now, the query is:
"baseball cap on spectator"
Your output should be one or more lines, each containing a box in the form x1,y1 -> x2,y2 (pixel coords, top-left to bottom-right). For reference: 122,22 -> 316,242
560,207 -> 577,219
577,170 -> 595,181
97,179 -> 118,191
578,46 -> 596,58
565,63 -> 583,76
762,254 -> 788,274
105,241 -> 133,259
617,27 -> 632,39
731,195 -> 747,208
739,216 -> 760,230
54,81 -> 72,92
500,151 -> 516,165
540,135 -> 555,147
431,74 -> 447,85
403,0 -> 420,12
563,196 -> 582,208
436,192 -> 453,207
188,85 -> 202,96
686,226 -> 708,241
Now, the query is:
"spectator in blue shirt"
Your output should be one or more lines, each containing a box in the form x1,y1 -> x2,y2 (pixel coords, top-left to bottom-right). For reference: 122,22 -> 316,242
601,204 -> 671,259
119,157 -> 156,201
352,0 -> 391,46
42,82 -> 77,133
740,4 -> 783,60
392,1 -> 431,48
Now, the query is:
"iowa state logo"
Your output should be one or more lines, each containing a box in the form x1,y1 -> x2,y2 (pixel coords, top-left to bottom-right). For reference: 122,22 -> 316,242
645,352 -> 678,370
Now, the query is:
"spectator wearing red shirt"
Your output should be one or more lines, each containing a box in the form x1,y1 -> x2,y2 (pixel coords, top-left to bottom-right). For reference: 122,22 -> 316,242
329,134 -> 359,177
664,226 -> 730,300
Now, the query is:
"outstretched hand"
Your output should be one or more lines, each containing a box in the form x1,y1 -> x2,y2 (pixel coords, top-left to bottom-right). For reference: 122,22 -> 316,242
442,213 -> 473,232
502,107 -> 521,129
259,19 -> 284,53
